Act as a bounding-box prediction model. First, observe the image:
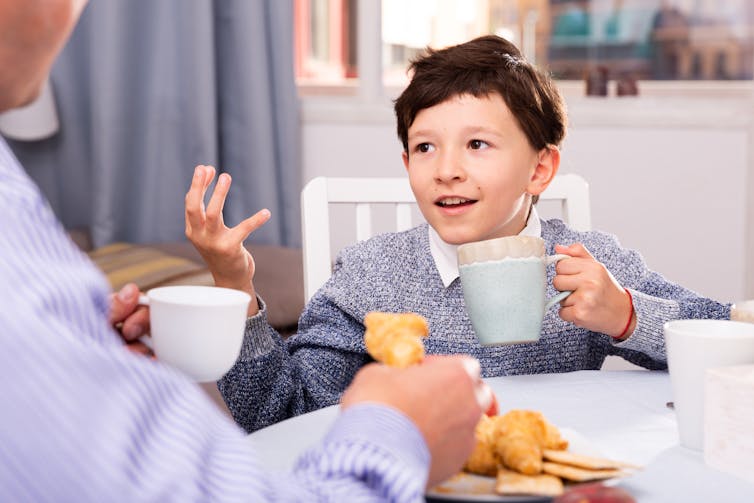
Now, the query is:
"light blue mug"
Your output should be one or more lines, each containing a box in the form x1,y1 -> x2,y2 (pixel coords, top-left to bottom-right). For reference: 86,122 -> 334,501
458,236 -> 570,346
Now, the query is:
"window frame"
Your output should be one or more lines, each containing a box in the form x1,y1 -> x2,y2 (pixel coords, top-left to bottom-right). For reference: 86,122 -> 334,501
298,0 -> 754,128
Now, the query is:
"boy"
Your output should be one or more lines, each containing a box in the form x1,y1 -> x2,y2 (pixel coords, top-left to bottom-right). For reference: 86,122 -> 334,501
1,1 -> 488,499
183,36 -> 729,432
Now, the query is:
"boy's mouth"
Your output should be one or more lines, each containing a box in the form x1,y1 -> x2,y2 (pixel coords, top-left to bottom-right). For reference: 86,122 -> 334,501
435,196 -> 477,208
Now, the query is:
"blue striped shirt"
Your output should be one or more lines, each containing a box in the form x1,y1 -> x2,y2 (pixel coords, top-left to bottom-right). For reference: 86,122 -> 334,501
0,137 -> 430,502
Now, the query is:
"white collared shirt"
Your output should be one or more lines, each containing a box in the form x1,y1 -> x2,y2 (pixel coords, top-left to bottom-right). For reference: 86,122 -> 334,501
428,207 -> 542,288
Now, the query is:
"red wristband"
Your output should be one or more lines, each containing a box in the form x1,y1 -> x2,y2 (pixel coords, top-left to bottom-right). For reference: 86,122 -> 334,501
615,288 -> 634,340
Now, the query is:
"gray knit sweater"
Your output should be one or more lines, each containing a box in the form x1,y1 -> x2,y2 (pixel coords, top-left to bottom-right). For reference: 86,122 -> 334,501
219,219 -> 729,432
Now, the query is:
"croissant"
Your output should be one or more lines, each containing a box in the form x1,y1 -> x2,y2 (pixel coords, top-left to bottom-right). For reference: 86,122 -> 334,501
363,312 -> 429,368
463,415 -> 500,476
494,410 -> 567,475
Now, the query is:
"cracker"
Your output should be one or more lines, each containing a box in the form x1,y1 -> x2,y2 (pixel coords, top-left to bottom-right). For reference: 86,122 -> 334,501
542,462 -> 625,482
495,468 -> 564,497
542,449 -> 640,470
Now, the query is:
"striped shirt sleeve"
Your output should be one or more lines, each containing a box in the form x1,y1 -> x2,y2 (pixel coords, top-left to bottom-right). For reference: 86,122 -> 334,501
0,138 -> 429,502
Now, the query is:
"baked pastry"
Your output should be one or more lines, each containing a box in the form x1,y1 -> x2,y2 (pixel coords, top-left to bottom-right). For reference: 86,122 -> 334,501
464,409 -> 569,476
463,415 -> 500,476
363,311 -> 429,368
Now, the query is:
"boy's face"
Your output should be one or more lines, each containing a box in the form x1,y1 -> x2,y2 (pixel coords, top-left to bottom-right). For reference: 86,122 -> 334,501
403,93 -> 556,245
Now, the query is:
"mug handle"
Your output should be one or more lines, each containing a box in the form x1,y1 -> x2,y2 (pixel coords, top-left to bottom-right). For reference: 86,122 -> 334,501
545,253 -> 571,310
135,294 -> 153,349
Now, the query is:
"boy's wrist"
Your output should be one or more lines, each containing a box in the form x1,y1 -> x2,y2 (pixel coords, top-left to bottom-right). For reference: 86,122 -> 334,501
611,288 -> 635,341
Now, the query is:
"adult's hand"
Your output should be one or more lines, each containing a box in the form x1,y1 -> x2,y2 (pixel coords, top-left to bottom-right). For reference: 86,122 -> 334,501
341,355 -> 491,488
184,165 -> 270,316
109,283 -> 152,356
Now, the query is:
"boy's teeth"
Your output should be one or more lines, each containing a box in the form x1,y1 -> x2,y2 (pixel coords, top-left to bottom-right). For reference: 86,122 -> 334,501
440,197 -> 470,206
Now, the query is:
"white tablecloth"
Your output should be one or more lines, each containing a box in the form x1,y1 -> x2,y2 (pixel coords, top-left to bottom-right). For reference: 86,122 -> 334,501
246,370 -> 754,501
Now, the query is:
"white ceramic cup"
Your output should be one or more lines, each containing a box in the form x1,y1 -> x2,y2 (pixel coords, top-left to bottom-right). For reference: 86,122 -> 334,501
457,235 -> 570,346
663,319 -> 754,450
139,285 -> 250,382
731,300 -> 754,324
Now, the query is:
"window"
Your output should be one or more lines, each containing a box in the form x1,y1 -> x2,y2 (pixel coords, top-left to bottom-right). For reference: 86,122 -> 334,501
294,0 -> 754,92
294,0 -> 357,86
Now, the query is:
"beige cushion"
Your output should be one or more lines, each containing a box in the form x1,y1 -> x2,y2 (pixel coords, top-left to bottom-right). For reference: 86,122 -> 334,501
88,242 -> 304,332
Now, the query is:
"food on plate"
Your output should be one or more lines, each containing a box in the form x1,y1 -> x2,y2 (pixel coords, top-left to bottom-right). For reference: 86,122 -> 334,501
543,449 -> 639,471
464,415 -> 500,476
461,409 -> 638,497
495,468 -> 564,497
464,409 -> 569,476
542,462 -> 624,482
363,311 -> 429,368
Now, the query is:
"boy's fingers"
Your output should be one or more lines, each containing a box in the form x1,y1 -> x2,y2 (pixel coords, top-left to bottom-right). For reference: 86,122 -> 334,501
230,209 -> 271,243
185,165 -> 211,228
552,274 -> 580,293
555,242 -> 594,259
205,173 -> 232,228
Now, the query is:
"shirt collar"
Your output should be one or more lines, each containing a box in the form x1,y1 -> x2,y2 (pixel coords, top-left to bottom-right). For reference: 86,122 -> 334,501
429,207 -> 542,288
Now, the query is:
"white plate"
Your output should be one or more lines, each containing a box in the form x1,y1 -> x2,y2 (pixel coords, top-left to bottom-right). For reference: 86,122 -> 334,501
426,428 -> 613,502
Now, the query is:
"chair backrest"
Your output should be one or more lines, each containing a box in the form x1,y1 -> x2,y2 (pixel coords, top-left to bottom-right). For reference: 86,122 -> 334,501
300,174 -> 591,301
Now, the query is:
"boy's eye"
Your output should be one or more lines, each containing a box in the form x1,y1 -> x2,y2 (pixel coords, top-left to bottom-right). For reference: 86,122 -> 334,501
469,139 -> 489,150
416,143 -> 435,153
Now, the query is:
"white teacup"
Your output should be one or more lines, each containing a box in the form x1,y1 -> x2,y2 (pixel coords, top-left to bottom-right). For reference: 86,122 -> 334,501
731,300 -> 754,324
457,236 -> 570,346
664,319 -> 754,450
139,286 -> 250,382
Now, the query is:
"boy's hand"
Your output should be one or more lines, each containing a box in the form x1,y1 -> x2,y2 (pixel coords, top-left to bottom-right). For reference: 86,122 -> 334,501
184,165 -> 270,316
552,243 -> 635,339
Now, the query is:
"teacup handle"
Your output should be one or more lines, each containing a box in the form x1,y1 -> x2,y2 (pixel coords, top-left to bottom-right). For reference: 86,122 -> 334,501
134,294 -> 153,349
545,253 -> 571,310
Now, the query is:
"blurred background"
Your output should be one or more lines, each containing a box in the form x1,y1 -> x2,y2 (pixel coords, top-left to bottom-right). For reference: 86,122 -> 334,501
2,0 -> 752,305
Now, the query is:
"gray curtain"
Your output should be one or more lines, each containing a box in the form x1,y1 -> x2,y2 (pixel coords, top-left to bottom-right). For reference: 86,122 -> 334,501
9,0 -> 301,248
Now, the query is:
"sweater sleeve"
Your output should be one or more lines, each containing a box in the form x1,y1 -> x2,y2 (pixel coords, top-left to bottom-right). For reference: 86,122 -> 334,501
579,227 -> 731,364
218,252 -> 373,433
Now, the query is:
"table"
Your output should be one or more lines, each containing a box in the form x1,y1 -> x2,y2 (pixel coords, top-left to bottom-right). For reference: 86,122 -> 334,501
246,370 -> 754,501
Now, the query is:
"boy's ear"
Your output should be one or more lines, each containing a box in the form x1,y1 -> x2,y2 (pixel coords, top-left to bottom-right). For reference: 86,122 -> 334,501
526,145 -> 560,196
401,150 -> 410,172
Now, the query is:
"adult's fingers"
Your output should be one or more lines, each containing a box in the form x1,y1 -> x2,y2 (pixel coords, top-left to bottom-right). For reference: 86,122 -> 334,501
125,340 -> 155,358
120,306 -> 150,341
427,355 -> 492,413
109,283 -> 140,325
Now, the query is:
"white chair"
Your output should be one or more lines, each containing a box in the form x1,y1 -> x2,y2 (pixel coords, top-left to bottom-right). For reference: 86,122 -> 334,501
300,174 -> 590,302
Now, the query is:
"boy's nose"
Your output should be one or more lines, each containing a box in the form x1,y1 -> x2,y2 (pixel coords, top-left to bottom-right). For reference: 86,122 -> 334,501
434,151 -> 466,182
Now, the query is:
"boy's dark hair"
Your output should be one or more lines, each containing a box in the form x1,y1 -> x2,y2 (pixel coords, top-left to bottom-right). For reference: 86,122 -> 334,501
394,35 -> 567,155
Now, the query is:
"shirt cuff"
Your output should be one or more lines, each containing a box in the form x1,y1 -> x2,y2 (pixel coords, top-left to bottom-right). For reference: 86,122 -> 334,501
239,295 -> 278,358
296,403 -> 430,500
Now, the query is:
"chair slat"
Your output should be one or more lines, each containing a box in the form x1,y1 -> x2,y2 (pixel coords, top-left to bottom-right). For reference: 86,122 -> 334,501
396,203 -> 412,232
355,203 -> 372,241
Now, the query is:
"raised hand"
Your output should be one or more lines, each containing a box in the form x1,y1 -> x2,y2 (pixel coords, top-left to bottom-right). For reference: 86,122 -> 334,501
184,165 -> 270,316
341,355 -> 487,488
552,243 -> 635,339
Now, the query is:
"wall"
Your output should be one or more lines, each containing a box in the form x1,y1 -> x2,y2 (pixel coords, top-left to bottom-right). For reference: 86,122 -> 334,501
301,92 -> 754,303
